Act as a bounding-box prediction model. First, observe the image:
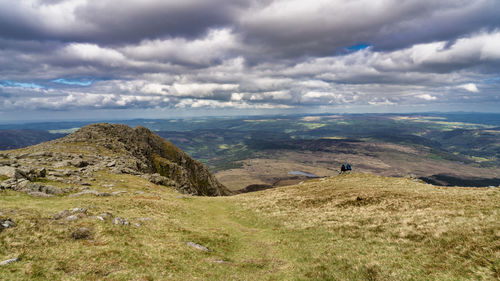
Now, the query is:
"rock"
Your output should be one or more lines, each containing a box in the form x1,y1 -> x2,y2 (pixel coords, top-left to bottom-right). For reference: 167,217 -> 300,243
0,166 -> 27,180
0,179 -> 15,189
106,160 -> 117,167
53,161 -> 71,168
0,160 -> 12,166
71,207 -> 87,213
142,173 -> 174,186
64,214 -> 85,221
71,160 -> 89,168
54,210 -> 71,220
0,257 -> 19,266
62,169 -> 75,176
0,219 -> 16,228
68,190 -> 110,197
31,152 -> 53,158
37,168 -> 47,178
54,208 -> 87,220
14,179 -> 30,189
112,217 -> 129,226
185,242 -> 209,252
28,191 -> 54,197
13,182 -> 64,195
111,191 -> 127,196
71,227 -> 92,240
95,212 -> 113,221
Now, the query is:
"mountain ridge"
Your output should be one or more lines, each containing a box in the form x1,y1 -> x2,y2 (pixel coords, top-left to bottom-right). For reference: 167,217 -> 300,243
0,123 -> 231,196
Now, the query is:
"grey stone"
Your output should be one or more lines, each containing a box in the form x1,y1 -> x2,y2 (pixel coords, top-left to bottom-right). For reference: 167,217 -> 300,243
112,217 -> 129,226
71,160 -> 89,168
186,242 -> 209,252
71,227 -> 91,240
28,191 -> 54,197
64,214 -> 82,221
53,161 -> 71,168
0,219 -> 16,228
141,173 -> 177,186
0,257 -> 19,266
111,191 -> 127,196
37,168 -> 47,178
54,207 -> 87,220
0,166 -> 27,180
69,190 -> 110,197
99,212 -> 113,219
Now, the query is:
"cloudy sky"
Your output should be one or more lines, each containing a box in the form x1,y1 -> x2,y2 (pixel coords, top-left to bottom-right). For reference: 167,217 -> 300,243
0,0 -> 499,121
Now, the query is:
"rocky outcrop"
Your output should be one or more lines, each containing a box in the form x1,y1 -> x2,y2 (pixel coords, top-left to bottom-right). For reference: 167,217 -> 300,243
57,123 -> 231,196
0,123 -> 231,196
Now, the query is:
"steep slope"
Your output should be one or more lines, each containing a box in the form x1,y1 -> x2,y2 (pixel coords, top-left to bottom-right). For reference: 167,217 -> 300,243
0,123 -> 231,196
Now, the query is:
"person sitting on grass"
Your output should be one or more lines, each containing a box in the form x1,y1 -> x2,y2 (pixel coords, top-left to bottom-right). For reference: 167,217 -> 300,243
346,163 -> 352,173
340,164 -> 346,174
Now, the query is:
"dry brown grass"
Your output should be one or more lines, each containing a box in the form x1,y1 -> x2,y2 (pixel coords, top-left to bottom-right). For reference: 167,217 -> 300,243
235,173 -> 500,280
1,172 -> 499,280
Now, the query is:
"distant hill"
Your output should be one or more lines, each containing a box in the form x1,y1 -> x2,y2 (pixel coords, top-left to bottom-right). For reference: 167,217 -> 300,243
0,130 -> 64,150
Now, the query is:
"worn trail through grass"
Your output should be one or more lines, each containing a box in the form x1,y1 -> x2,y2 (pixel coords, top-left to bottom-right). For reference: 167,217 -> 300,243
1,173 -> 499,280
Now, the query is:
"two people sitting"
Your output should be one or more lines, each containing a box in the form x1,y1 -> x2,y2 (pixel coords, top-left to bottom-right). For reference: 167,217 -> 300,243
340,163 -> 352,174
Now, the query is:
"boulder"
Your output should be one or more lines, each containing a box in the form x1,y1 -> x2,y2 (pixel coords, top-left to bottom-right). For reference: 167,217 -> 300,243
141,173 -> 177,186
185,242 -> 209,252
71,227 -> 92,240
54,208 -> 87,220
112,217 -> 129,226
28,191 -> 54,197
71,160 -> 89,168
0,166 -> 25,180
95,212 -> 113,221
0,219 -> 16,229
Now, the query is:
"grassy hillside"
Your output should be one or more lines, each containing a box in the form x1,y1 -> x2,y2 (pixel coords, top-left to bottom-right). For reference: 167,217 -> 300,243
1,173 -> 498,280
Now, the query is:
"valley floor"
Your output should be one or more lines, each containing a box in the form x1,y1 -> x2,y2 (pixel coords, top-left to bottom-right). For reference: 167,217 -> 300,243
1,173 -> 499,280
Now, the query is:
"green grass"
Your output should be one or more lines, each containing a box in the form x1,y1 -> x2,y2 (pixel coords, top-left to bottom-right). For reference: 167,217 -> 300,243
1,173 -> 499,280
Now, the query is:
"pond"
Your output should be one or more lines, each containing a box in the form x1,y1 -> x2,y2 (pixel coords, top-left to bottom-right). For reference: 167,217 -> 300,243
288,171 -> 319,178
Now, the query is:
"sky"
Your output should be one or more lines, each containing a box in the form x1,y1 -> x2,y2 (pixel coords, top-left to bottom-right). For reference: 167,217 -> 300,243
0,0 -> 499,121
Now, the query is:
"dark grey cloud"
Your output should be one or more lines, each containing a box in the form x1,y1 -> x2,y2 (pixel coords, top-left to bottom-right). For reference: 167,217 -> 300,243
0,0 -> 248,43
0,0 -> 499,116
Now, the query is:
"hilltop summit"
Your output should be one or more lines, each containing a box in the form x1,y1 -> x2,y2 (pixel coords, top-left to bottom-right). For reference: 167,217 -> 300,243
1,123 -> 231,196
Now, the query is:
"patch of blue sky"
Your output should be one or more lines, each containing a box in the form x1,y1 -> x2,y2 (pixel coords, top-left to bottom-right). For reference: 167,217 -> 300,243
0,81 -> 45,89
52,78 -> 94,86
483,77 -> 500,83
347,43 -> 372,51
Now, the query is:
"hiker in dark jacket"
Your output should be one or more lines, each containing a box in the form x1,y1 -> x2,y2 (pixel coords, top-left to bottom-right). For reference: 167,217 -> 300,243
346,163 -> 352,172
340,164 -> 346,173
